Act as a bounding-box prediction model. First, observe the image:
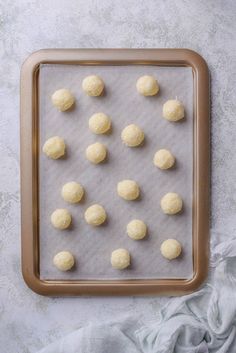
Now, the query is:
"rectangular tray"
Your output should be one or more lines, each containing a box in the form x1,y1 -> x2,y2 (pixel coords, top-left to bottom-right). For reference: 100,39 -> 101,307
21,49 -> 210,296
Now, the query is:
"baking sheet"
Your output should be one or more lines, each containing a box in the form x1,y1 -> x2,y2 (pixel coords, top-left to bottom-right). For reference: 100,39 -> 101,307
39,64 -> 193,280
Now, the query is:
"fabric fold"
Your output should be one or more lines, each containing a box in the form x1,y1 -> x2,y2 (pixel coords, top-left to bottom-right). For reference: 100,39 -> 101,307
37,232 -> 236,353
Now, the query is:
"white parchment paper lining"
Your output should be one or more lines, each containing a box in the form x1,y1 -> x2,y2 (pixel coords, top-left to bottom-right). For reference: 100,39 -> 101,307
39,64 -> 193,280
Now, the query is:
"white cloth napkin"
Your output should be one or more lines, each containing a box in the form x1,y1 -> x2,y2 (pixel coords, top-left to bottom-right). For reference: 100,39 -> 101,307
37,232 -> 236,353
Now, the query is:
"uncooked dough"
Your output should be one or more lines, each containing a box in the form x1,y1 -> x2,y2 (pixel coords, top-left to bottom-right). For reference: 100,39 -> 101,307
53,251 -> 75,271
127,219 -> 147,240
160,239 -> 182,260
84,204 -> 107,226
161,192 -> 183,215
117,180 -> 140,200
86,142 -> 107,164
51,88 -> 75,111
82,75 -> 104,96
121,124 -> 144,147
61,182 -> 84,203
42,136 -> 65,159
111,248 -> 130,269
89,112 -> 111,134
136,75 -> 159,96
51,208 -> 72,229
153,149 -> 175,170
163,99 -> 185,121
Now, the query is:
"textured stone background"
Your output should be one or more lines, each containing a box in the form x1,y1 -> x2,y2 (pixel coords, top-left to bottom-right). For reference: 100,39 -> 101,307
0,0 -> 235,352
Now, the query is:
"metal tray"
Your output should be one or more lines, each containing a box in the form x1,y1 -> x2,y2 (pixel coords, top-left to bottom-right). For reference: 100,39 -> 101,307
20,49 -> 210,296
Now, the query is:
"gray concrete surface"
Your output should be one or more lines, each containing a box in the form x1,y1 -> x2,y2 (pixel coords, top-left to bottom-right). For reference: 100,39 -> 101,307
0,0 -> 235,352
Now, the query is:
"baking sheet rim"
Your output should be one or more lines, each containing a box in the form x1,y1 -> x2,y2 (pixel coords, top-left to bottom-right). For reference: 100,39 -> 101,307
20,48 -> 210,296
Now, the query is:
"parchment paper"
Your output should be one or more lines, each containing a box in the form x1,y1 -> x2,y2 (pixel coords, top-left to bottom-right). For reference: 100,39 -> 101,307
39,64 -> 193,280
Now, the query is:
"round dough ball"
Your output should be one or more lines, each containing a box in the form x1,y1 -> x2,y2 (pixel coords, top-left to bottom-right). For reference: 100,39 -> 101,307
153,149 -> 175,170
51,209 -> 72,229
121,124 -> 144,147
61,182 -> 84,203
51,89 -> 75,112
111,248 -> 130,269
89,112 -> 111,134
163,99 -> 185,122
53,251 -> 75,271
136,75 -> 159,96
161,192 -> 183,215
84,204 -> 106,226
82,75 -> 104,96
117,180 -> 140,201
160,239 -> 182,260
127,219 -> 147,240
42,136 -> 65,159
86,142 -> 107,164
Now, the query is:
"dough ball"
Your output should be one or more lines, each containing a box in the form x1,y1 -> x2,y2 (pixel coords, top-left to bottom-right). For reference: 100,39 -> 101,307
84,204 -> 106,226
51,89 -> 75,111
121,124 -> 144,147
89,112 -> 111,134
42,136 -> 65,159
161,192 -> 183,215
136,75 -> 159,96
61,182 -> 84,203
86,142 -> 107,164
117,180 -> 140,201
111,248 -> 130,269
51,209 -> 72,229
53,251 -> 75,271
160,239 -> 182,260
163,99 -> 184,121
127,219 -> 147,240
82,75 -> 104,96
153,149 -> 175,170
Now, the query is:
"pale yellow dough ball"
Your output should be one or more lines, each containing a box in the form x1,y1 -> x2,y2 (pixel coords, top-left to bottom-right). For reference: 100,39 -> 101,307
127,219 -> 147,240
161,192 -> 183,215
121,124 -> 144,147
86,142 -> 107,164
160,239 -> 182,260
82,75 -> 104,96
136,75 -> 159,96
42,136 -> 65,159
51,209 -> 72,229
117,180 -> 140,201
163,99 -> 185,121
84,204 -> 107,226
51,89 -> 75,111
153,149 -> 175,170
53,251 -> 75,271
111,248 -> 130,269
89,113 -> 111,134
61,182 -> 84,203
